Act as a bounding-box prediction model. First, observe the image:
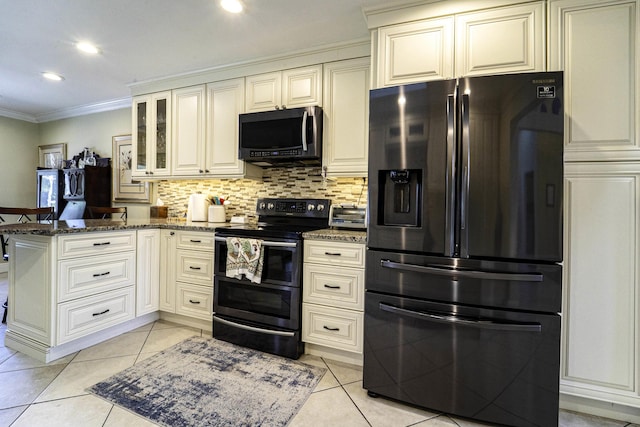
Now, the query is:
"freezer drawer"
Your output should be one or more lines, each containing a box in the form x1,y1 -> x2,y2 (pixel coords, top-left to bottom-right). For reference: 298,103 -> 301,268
363,292 -> 560,427
366,249 -> 562,313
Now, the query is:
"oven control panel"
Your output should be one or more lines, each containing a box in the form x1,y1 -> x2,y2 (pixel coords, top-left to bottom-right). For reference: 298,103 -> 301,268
256,198 -> 330,218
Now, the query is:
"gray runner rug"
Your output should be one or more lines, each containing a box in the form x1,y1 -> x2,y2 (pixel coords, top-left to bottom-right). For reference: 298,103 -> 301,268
88,336 -> 326,426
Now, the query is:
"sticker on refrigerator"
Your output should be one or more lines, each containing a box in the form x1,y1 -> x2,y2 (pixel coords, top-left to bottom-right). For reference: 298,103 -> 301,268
537,86 -> 556,98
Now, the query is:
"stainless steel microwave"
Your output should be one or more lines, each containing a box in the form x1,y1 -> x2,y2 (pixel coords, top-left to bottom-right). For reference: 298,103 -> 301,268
238,106 -> 323,166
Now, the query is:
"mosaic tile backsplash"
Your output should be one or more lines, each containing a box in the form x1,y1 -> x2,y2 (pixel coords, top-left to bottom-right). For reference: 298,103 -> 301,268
156,167 -> 368,222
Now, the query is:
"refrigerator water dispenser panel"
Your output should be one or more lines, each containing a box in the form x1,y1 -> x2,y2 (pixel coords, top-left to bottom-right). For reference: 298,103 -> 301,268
380,169 -> 421,227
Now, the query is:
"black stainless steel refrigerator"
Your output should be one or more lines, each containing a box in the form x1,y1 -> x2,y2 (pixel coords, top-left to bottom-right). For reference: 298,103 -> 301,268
364,72 -> 563,427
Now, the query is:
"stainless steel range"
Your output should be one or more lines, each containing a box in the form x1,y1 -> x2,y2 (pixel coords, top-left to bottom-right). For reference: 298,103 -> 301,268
213,198 -> 330,359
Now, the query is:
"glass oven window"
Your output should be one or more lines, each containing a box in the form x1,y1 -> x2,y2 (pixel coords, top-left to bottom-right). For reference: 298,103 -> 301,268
217,279 -> 292,320
216,241 -> 295,285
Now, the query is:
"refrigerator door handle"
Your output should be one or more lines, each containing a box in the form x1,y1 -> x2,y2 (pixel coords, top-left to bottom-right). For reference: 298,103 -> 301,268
445,93 -> 456,256
380,259 -> 544,282
379,302 -> 542,332
460,92 -> 470,234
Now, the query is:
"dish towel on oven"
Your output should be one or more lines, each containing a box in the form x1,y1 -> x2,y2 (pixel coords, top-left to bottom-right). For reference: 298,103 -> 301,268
226,237 -> 264,284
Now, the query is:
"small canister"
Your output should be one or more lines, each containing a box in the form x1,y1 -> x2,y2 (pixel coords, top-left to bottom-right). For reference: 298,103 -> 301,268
208,205 -> 226,223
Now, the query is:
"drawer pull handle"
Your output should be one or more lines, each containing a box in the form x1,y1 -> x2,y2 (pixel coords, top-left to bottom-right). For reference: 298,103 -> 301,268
93,242 -> 111,246
92,271 -> 111,277
324,284 -> 341,289
323,325 -> 340,332
189,299 -> 201,305
324,252 -> 342,256
189,266 -> 201,270
92,309 -> 110,317
190,239 -> 202,243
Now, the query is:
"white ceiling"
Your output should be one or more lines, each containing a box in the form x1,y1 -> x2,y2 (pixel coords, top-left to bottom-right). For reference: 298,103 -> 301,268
0,0 -> 413,122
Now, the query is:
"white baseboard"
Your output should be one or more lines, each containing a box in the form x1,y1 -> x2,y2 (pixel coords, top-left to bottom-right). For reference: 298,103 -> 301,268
560,394 -> 640,424
304,343 -> 363,366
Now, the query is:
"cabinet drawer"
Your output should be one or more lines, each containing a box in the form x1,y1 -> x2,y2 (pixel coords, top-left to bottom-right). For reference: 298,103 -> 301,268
58,252 -> 136,302
304,240 -> 365,267
57,286 -> 135,344
176,231 -> 215,251
57,231 -> 136,259
176,249 -> 214,286
302,303 -> 363,353
176,282 -> 213,321
303,264 -> 364,310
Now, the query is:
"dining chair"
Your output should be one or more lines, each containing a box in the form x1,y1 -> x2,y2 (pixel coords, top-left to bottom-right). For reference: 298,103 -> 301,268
0,206 -> 54,323
87,206 -> 127,220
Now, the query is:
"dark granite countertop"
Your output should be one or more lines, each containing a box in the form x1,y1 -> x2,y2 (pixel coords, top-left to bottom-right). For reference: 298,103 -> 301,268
0,218 -> 228,236
0,220 -> 368,244
302,228 -> 367,244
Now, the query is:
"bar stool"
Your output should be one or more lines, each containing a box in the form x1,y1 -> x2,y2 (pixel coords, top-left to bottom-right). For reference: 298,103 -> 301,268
0,206 -> 54,323
87,206 -> 127,220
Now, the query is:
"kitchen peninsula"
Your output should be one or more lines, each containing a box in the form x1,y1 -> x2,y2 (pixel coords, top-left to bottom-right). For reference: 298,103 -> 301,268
0,218 -> 225,363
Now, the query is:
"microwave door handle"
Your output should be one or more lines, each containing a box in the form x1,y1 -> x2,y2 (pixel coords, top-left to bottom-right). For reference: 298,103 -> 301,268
301,110 -> 308,152
380,259 -> 543,282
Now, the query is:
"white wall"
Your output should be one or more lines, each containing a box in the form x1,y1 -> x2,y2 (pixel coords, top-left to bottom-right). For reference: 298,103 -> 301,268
0,116 -> 40,207
38,108 -> 131,162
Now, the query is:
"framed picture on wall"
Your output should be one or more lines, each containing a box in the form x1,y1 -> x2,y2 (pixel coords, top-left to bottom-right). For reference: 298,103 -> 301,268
112,134 -> 152,203
38,143 -> 66,168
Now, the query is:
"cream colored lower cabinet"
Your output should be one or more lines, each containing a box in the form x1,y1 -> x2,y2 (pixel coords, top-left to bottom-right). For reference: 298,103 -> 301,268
302,239 -> 365,364
136,229 -> 160,316
57,287 -> 135,345
5,230 -> 156,363
159,230 -> 177,312
159,230 -> 214,326
561,162 -> 640,419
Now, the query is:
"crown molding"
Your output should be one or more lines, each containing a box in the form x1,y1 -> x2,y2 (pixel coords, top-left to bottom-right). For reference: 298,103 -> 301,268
35,97 -> 131,123
129,38 -> 371,96
0,108 -> 38,123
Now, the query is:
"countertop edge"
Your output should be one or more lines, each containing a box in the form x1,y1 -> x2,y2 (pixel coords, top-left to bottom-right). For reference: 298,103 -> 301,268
302,228 -> 367,244
0,221 -> 368,243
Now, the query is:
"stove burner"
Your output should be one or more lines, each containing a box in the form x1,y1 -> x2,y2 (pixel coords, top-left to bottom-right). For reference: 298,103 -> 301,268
215,197 -> 331,239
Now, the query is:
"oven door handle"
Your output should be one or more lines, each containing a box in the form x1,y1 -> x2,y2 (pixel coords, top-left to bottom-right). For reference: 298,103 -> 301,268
215,236 -> 297,248
213,315 -> 296,337
380,259 -> 543,282
379,303 -> 542,333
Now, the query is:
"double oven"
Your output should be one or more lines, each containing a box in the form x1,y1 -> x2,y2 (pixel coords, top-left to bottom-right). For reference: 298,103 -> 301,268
213,198 -> 330,359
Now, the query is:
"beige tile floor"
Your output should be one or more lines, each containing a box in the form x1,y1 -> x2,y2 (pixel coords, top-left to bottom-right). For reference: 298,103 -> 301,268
0,273 -> 636,427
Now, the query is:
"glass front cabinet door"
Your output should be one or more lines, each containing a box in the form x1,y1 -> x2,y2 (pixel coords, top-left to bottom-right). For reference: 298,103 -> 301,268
132,91 -> 172,178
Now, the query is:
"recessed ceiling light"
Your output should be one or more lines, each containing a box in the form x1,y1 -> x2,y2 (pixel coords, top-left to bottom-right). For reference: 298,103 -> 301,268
42,72 -> 64,81
221,0 -> 243,13
76,41 -> 100,55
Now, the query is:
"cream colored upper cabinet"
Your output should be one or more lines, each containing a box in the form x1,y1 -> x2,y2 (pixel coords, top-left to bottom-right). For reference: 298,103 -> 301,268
206,78 -> 261,178
455,2 -> 544,76
131,91 -> 172,179
376,16 -> 454,87
550,0 -> 638,161
171,85 -> 206,176
373,2 -> 545,87
322,58 -> 370,177
245,65 -> 322,112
